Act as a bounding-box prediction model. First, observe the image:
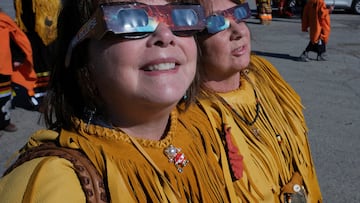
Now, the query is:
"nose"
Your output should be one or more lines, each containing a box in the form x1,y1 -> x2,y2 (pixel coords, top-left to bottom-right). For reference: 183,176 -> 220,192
147,23 -> 176,47
228,21 -> 246,41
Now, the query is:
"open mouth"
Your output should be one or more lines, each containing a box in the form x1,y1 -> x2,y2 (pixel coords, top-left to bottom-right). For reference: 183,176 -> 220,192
143,63 -> 177,71
231,45 -> 246,56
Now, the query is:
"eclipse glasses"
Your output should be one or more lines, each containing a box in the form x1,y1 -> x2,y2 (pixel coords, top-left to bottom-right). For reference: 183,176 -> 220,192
206,2 -> 251,34
65,2 -> 251,67
65,2 -> 206,66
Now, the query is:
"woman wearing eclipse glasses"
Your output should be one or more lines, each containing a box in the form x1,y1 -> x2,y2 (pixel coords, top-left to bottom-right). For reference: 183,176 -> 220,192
0,0 -> 240,202
180,0 -> 323,202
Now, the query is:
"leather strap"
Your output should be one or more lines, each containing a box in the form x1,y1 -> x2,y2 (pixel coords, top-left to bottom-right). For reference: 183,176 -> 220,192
3,142 -> 108,203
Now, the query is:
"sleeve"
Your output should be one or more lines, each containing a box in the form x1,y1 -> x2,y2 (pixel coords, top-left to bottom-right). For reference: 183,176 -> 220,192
0,157 -> 86,203
319,2 -> 331,43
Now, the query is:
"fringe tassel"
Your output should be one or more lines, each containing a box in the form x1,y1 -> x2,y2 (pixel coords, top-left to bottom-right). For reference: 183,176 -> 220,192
57,114 -> 231,202
33,0 -> 62,45
14,0 -> 25,31
192,54 -> 321,202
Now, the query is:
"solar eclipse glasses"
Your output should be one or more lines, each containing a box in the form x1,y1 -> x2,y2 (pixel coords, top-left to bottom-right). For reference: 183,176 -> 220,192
205,2 -> 251,34
65,2 -> 251,67
65,2 -> 206,66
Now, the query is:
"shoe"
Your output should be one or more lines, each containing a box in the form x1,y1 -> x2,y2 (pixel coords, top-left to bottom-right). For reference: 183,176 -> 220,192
4,123 -> 18,132
317,54 -> 327,61
299,52 -> 310,62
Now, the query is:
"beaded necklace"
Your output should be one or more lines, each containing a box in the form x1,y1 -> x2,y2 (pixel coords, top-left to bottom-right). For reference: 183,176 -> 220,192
215,88 -> 261,137
213,70 -> 262,137
214,69 -> 282,143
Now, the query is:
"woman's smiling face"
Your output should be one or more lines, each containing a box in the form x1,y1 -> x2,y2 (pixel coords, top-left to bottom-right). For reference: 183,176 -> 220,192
88,0 -> 198,118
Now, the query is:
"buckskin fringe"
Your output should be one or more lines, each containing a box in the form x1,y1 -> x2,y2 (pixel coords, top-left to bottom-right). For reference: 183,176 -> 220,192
249,55 -> 321,201
57,111 -> 232,202
191,54 -> 322,202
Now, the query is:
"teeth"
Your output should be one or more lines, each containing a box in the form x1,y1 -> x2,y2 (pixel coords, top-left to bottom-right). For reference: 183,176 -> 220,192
146,63 -> 175,71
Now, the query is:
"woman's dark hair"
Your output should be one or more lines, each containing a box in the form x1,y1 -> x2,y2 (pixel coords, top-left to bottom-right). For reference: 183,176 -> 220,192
43,0 -> 97,131
42,0 -> 201,131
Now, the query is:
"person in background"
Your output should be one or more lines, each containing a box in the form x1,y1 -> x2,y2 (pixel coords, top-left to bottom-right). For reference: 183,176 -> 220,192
256,0 -> 272,24
12,0 -> 63,111
278,0 -> 297,17
299,0 -> 331,61
0,8 -> 37,132
180,0 -> 323,202
0,0 -> 240,202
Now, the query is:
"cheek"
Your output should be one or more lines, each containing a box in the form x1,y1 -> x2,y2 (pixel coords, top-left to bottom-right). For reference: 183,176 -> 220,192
88,43 -> 130,88
182,38 -> 198,73
209,32 -> 229,50
183,37 -> 198,57
244,28 -> 251,43
201,37 -> 228,62
89,40 -> 133,73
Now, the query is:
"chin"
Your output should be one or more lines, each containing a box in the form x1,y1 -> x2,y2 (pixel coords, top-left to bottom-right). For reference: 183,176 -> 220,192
235,61 -> 250,71
241,55 -> 251,68
151,92 -> 186,106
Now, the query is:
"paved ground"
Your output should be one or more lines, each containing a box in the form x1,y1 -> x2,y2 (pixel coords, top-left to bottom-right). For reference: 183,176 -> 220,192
1,1 -> 359,202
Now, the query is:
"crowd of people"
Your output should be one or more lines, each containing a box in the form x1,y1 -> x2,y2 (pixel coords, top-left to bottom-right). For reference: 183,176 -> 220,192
0,0 -> 325,202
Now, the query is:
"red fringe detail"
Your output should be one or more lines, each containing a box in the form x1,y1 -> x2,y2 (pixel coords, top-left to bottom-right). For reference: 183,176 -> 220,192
223,124 -> 243,180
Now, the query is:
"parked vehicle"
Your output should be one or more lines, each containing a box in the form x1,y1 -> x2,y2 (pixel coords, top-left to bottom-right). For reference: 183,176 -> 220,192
325,0 -> 360,14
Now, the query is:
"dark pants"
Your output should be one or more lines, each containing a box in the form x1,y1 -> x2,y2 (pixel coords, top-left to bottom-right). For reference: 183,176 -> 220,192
0,75 -> 12,129
305,40 -> 326,55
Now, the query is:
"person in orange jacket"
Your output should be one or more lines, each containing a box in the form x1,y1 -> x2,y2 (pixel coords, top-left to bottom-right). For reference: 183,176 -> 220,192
0,8 -> 37,132
299,0 -> 332,61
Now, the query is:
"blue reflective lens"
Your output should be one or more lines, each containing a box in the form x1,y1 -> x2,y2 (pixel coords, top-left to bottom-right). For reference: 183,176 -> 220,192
117,9 -> 149,29
234,7 -> 249,21
205,3 -> 251,34
206,15 -> 228,34
172,9 -> 198,26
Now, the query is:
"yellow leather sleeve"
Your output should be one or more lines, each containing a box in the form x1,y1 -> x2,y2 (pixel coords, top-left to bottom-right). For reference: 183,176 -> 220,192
0,157 -> 85,203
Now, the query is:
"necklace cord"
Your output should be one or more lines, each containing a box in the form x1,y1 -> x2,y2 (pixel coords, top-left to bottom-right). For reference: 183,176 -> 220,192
213,70 -> 279,140
214,78 -> 261,127
242,71 -> 280,137
244,71 -> 281,136
212,69 -> 261,127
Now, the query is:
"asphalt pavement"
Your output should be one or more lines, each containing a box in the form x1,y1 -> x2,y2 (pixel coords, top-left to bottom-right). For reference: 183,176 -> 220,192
0,1 -> 359,202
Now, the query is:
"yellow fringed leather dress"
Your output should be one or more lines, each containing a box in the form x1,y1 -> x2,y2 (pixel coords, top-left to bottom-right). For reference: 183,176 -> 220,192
180,54 -> 322,202
0,111 -> 235,202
